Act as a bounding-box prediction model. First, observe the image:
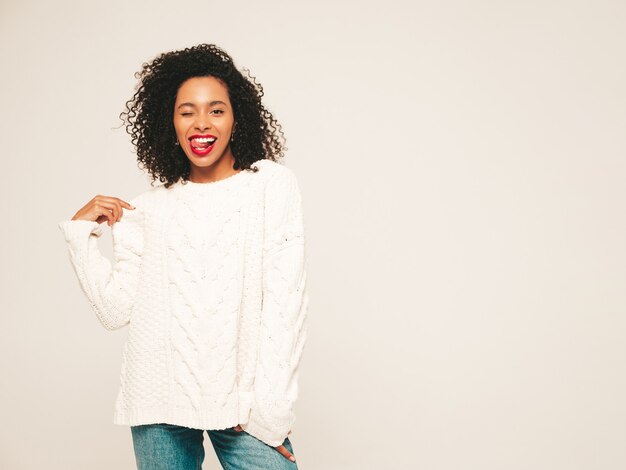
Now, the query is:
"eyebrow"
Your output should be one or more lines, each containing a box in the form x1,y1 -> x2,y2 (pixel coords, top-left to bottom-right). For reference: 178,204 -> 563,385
176,100 -> 227,109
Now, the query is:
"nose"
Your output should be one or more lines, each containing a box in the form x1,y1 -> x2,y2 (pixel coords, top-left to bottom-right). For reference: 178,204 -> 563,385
194,113 -> 212,131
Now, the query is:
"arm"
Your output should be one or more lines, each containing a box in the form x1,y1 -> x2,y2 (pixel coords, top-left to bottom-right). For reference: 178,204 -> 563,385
242,168 -> 311,447
57,200 -> 144,331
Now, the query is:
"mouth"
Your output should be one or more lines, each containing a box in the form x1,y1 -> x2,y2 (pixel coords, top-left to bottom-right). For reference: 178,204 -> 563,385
188,134 -> 217,156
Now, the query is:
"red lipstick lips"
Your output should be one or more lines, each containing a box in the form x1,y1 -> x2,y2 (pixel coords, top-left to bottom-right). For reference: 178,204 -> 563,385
188,134 -> 217,156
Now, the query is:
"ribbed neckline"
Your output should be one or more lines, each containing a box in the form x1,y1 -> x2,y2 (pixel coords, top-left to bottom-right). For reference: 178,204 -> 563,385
175,168 -> 251,191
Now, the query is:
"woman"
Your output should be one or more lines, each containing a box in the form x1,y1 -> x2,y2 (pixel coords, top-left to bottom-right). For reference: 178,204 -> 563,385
58,43 -> 309,469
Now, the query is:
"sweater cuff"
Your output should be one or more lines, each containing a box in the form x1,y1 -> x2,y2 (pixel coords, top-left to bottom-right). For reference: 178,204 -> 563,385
58,219 -> 103,244
241,415 -> 290,448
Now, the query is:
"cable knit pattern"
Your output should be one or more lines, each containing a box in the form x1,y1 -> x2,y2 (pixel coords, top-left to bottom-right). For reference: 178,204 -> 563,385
57,159 -> 309,447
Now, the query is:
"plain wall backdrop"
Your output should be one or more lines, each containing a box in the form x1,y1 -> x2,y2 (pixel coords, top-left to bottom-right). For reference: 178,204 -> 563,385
1,0 -> 625,468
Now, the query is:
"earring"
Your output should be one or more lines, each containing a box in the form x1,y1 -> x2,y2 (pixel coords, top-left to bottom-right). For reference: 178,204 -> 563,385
230,124 -> 236,142
175,140 -> 180,146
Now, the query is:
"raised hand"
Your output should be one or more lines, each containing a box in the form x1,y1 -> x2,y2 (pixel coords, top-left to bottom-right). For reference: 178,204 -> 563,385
70,195 -> 136,226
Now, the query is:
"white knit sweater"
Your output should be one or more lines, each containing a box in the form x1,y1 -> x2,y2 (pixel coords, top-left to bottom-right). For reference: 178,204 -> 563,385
58,159 -> 309,447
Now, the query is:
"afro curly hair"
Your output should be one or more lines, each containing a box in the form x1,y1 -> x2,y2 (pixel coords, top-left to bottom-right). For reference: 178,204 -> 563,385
118,43 -> 287,188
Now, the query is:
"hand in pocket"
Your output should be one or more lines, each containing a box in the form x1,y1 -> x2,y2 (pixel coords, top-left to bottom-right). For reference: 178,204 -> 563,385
232,424 -> 291,436
231,425 -> 295,462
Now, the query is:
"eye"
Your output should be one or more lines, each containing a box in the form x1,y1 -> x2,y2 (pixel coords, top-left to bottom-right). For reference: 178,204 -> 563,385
181,113 -> 192,116
211,110 -> 225,115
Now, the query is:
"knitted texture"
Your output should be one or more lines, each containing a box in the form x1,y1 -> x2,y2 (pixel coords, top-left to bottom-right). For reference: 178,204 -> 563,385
58,159 -> 309,447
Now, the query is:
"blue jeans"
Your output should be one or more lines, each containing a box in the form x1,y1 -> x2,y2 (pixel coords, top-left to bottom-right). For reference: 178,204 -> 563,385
130,423 -> 298,469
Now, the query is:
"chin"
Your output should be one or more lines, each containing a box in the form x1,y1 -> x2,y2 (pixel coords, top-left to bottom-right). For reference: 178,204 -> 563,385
187,150 -> 224,167
192,155 -> 218,164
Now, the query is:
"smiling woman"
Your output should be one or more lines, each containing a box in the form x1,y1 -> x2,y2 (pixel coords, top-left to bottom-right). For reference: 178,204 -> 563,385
58,43 -> 309,470
118,43 -> 287,188
172,76 -> 240,181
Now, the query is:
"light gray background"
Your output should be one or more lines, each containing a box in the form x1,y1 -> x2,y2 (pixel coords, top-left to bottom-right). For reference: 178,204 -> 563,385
1,0 -> 625,468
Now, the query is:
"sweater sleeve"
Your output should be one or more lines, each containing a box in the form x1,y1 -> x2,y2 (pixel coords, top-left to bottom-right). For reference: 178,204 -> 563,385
57,200 -> 144,331
241,167 -> 310,447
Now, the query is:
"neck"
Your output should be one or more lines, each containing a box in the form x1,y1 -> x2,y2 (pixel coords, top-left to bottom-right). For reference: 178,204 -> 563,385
188,154 -> 240,183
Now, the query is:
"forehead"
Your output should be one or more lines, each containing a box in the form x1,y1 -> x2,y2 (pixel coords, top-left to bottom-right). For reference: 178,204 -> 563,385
175,76 -> 230,103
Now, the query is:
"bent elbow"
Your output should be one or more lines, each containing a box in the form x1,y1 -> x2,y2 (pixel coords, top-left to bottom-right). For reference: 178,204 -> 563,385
100,318 -> 130,331
90,302 -> 131,331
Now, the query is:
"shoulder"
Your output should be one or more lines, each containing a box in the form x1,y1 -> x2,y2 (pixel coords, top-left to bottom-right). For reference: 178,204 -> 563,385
256,161 -> 304,227
251,159 -> 300,191
115,183 -> 167,230
128,182 -> 169,208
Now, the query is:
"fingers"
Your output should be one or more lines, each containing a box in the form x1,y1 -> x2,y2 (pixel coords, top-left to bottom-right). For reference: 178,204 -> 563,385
71,196 -> 135,225
231,426 -> 295,462
93,201 -> 117,226
91,196 -> 135,226
231,424 -> 296,462
274,444 -> 296,463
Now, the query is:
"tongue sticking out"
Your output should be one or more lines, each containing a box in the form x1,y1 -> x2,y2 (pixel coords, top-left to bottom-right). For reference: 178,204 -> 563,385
192,140 -> 211,149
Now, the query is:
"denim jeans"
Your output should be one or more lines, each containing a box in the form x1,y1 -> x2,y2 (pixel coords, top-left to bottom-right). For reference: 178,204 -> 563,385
130,423 -> 298,469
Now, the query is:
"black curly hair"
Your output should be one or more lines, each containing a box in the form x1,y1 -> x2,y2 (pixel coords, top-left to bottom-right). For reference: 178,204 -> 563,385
118,43 -> 287,188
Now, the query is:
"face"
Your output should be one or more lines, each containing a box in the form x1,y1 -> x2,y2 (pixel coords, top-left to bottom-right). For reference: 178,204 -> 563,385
173,76 -> 235,171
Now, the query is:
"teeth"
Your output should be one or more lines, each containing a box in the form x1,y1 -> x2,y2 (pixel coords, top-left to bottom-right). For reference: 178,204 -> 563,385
192,137 -> 216,143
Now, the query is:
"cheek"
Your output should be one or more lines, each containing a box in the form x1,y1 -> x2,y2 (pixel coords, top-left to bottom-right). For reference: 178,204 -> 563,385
172,117 -> 185,134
